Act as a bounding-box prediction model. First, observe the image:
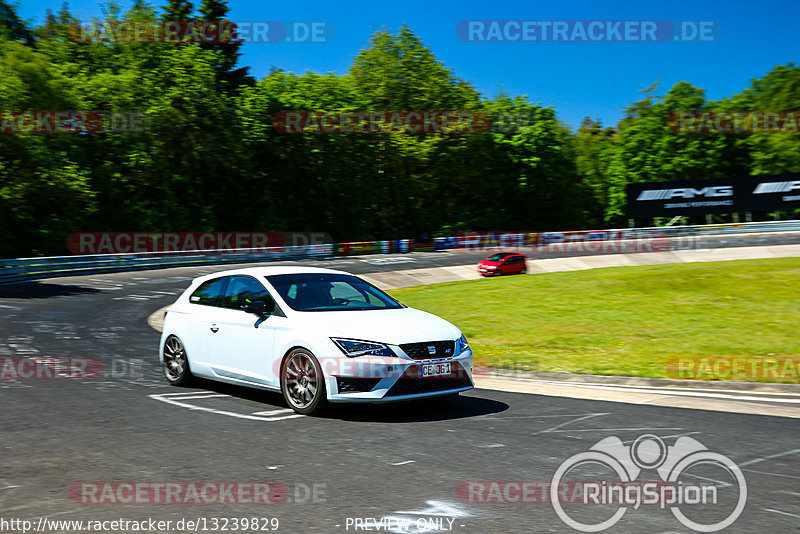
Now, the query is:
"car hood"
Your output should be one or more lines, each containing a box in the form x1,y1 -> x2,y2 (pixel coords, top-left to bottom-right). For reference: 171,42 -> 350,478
292,307 -> 461,345
479,260 -> 500,266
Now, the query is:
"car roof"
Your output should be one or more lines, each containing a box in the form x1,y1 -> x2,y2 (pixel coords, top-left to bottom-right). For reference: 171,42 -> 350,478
192,265 -> 350,284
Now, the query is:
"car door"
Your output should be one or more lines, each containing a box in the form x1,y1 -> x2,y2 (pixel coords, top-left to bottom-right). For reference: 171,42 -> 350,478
498,256 -> 512,274
184,275 -> 230,372
205,275 -> 280,386
509,255 -> 523,274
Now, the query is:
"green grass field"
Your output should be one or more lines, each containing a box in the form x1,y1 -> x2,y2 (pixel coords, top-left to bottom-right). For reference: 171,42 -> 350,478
390,258 -> 800,382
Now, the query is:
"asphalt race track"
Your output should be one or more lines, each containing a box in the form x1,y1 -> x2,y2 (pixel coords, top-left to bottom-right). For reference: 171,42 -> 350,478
1,254 -> 799,533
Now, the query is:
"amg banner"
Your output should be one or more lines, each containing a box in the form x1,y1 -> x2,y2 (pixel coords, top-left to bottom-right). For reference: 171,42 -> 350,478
747,174 -> 800,212
626,174 -> 800,217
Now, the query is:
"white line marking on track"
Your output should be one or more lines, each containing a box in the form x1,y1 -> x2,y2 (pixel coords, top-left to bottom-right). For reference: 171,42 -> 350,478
395,500 -> 472,517
763,508 -> 800,519
521,379 -> 800,403
621,432 -> 702,445
743,469 -> 800,480
739,449 -> 800,467
536,412 -> 609,433
149,394 -> 303,421
390,460 -> 416,466
637,396 -> 670,404
543,427 -> 684,433
679,471 -> 733,488
511,377 -> 800,396
252,409 -> 294,416
168,394 -> 230,400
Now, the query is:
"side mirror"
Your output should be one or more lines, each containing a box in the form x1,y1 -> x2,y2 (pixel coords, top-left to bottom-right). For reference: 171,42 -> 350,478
241,300 -> 268,316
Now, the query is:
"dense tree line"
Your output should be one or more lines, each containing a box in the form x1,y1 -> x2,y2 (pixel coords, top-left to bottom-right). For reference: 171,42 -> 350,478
0,0 -> 798,257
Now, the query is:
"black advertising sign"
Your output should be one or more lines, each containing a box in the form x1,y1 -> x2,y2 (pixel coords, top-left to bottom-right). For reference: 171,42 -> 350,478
626,178 -> 739,218
747,174 -> 800,212
626,174 -> 800,217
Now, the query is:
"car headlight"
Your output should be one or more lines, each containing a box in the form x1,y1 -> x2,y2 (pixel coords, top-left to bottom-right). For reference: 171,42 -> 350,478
455,334 -> 470,354
332,338 -> 395,357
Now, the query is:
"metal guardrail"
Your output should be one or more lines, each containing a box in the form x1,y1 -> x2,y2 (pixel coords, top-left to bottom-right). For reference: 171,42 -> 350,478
2,221 -> 800,285
634,220 -> 800,236
0,241 -> 412,285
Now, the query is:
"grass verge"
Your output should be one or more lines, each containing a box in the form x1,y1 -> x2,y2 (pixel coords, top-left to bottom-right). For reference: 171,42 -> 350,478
390,258 -> 800,382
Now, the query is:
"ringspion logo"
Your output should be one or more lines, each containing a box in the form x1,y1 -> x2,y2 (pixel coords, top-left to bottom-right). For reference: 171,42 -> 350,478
551,435 -> 746,532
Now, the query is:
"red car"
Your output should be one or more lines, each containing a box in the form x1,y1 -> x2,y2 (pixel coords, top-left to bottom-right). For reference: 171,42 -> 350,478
478,252 -> 527,276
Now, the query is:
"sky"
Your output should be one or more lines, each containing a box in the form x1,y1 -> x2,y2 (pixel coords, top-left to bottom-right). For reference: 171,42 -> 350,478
15,0 -> 800,129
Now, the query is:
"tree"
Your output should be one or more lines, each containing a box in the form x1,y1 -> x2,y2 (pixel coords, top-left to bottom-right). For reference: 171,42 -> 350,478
0,0 -> 34,45
574,118 -> 617,227
162,0 -> 193,20
198,0 -> 250,89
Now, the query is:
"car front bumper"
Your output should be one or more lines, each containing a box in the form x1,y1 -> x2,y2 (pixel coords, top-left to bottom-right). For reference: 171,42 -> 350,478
327,352 -> 474,403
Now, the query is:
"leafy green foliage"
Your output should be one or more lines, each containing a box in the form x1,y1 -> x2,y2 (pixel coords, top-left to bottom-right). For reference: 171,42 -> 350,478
0,0 -> 797,257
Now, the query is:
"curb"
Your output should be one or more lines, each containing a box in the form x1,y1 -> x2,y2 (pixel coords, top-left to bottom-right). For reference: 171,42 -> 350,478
473,367 -> 800,393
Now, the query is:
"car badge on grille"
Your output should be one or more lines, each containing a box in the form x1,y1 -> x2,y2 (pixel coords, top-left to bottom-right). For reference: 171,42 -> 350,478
427,345 -> 437,355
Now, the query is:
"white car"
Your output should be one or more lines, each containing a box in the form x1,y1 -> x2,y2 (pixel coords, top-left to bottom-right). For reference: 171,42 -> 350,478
159,267 -> 474,414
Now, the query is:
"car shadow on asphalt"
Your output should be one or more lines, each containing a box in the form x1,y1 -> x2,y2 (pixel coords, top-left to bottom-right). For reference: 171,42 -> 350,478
195,379 -> 509,422
0,281 -> 101,299
331,394 -> 510,423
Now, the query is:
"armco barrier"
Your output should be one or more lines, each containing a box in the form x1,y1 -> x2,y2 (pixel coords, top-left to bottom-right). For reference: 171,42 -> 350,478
432,220 -> 800,251
2,221 -> 800,285
0,240 -> 416,285
0,245 -> 335,285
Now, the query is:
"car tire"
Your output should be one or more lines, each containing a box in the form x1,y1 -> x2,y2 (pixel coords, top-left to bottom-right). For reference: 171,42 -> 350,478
162,335 -> 194,386
281,349 -> 328,416
521,265 -> 527,274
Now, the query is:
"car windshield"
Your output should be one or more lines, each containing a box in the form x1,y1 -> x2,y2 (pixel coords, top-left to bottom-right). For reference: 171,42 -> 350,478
487,253 -> 511,262
266,273 -> 404,312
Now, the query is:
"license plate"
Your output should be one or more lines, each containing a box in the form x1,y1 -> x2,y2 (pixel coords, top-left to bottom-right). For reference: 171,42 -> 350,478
419,362 -> 452,378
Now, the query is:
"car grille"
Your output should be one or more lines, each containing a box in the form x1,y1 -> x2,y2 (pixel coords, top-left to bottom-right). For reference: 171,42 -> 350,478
385,365 -> 473,397
399,340 -> 456,360
336,378 -> 381,394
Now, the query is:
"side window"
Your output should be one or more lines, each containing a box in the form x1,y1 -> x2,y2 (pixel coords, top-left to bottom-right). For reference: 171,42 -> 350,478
330,281 -> 368,304
189,277 -> 228,307
221,275 -> 276,312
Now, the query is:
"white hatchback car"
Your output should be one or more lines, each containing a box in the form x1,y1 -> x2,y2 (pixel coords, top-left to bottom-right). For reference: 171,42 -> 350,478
159,267 -> 474,414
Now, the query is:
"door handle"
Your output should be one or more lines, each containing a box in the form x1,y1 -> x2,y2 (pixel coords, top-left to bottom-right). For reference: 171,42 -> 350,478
210,324 -> 219,333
